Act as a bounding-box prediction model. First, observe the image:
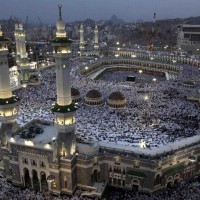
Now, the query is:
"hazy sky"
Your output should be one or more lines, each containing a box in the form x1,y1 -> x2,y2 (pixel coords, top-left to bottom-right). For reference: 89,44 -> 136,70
0,0 -> 200,24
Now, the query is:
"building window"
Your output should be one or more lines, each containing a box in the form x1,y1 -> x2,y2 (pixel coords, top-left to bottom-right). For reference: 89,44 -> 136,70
110,166 -> 112,172
31,160 -> 37,166
22,158 -> 28,164
154,174 -> 161,186
40,161 -> 45,168
115,162 -> 120,165
63,150 -> 67,157
64,180 -> 67,188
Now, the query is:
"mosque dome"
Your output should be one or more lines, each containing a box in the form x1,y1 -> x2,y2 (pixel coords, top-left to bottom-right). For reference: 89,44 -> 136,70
109,91 -> 125,101
85,89 -> 103,106
71,87 -> 81,103
108,91 -> 126,108
182,81 -> 196,88
85,89 -> 102,99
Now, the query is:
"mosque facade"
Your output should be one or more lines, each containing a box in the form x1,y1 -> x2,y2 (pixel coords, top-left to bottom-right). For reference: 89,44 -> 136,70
0,5 -> 200,198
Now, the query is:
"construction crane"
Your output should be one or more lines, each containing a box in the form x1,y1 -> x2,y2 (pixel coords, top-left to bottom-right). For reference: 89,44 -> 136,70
37,16 -> 43,28
37,16 -> 44,41
25,16 -> 28,30
3,16 -> 16,41
143,12 -> 157,51
13,16 -> 20,24
152,12 -> 156,36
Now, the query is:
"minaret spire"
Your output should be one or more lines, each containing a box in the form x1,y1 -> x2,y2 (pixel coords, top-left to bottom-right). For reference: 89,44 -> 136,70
58,4 -> 62,20
56,4 -> 66,38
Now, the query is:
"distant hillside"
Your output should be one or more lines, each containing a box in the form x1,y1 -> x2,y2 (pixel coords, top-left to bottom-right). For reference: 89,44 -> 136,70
109,15 -> 125,24
181,16 -> 200,24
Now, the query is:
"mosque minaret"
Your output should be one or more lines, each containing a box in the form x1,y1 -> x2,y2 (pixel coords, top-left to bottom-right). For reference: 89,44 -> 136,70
14,23 -> 30,83
79,24 -> 85,55
94,24 -> 99,50
51,5 -> 78,158
14,23 -> 27,59
0,24 -> 19,147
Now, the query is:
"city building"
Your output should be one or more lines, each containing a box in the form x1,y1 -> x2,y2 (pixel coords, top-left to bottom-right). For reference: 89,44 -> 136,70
177,24 -> 200,54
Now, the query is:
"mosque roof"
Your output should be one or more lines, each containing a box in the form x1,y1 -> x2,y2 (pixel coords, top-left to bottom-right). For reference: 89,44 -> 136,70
86,89 -> 102,99
183,81 -> 196,86
51,37 -> 72,43
108,91 -> 125,101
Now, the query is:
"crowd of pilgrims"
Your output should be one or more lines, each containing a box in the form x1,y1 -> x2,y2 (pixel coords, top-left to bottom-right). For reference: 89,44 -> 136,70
102,176 -> 200,200
15,57 -> 200,148
0,177 -> 84,200
1,176 -> 200,199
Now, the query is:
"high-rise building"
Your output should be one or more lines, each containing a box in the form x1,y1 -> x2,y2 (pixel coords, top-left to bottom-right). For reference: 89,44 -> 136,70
177,24 -> 200,54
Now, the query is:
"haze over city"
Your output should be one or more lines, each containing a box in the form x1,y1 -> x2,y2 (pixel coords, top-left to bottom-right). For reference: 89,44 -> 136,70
0,0 -> 200,23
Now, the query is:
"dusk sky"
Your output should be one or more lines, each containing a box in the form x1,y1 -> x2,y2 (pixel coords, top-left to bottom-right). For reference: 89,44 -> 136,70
0,0 -> 200,24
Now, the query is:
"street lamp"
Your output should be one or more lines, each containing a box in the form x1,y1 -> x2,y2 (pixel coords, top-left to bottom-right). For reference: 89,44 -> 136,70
131,54 -> 137,58
152,78 -> 157,82
144,95 -> 149,101
85,66 -> 89,75
22,84 -> 27,88
139,70 -> 143,74
188,155 -> 196,177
